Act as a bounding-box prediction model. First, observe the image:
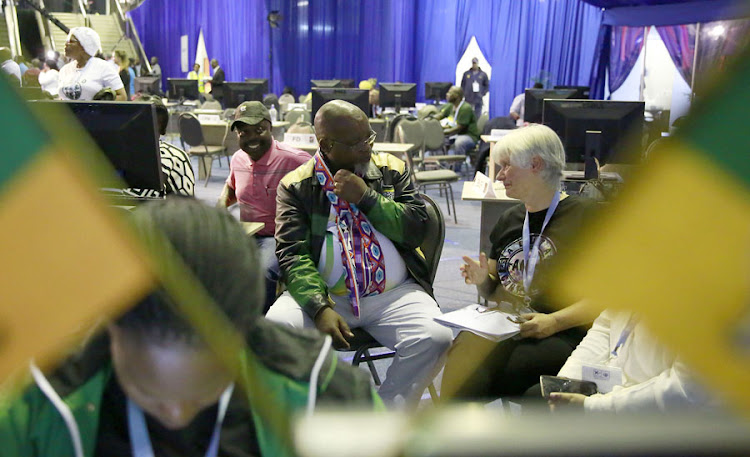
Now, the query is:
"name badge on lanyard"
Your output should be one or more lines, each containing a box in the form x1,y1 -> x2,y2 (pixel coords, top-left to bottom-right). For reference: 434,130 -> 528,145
522,191 -> 560,298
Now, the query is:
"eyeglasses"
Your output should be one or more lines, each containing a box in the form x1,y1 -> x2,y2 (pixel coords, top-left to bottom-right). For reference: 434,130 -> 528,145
330,131 -> 377,151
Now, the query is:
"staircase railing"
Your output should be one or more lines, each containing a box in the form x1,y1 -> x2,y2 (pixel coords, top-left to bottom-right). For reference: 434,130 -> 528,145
4,0 -> 22,56
108,0 -> 150,74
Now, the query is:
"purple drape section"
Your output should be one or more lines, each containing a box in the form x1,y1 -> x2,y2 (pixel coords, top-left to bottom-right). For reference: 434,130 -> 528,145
130,0 -> 602,116
657,25 -> 695,86
609,26 -> 646,94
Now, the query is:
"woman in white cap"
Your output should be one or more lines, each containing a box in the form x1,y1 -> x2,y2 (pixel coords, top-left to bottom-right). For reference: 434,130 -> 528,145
58,27 -> 126,101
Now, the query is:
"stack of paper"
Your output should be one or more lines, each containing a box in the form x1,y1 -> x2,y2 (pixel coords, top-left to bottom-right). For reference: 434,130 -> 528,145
435,305 -> 521,342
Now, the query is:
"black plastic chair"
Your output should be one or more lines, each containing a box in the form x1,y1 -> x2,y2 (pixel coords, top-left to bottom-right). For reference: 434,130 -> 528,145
341,193 -> 444,402
178,112 -> 227,186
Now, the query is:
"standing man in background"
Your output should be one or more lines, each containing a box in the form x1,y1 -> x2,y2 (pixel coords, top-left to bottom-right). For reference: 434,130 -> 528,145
187,62 -> 206,96
461,57 -> 489,118
210,58 -> 225,107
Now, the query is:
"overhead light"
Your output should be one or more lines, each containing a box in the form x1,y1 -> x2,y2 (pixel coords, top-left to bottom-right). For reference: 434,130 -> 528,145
46,50 -> 56,59
708,25 -> 726,38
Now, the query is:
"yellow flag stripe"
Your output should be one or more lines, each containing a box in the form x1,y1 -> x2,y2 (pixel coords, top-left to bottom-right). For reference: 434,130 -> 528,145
0,150 -> 156,380
552,142 -> 750,413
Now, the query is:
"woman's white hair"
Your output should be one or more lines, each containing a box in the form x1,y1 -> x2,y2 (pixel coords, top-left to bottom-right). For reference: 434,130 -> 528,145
490,124 -> 565,188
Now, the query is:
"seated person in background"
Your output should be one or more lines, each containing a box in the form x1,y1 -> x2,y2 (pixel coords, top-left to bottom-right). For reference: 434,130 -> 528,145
124,95 -> 195,198
217,101 -> 309,313
266,100 -> 453,408
38,59 -> 60,96
0,199 -> 380,456
509,82 -> 543,127
434,85 -> 480,162
0,47 -> 22,86
441,124 -> 598,402
548,309 -> 716,413
369,88 -> 382,118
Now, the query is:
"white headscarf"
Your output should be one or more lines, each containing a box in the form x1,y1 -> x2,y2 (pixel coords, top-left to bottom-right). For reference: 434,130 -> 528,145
68,27 -> 102,57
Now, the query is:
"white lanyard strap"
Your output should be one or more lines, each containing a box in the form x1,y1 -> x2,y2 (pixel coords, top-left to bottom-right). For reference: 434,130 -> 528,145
522,191 -> 561,294
128,383 -> 235,457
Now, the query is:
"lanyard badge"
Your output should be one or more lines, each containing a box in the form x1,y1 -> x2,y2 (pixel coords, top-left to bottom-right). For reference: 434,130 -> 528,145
522,191 -> 561,297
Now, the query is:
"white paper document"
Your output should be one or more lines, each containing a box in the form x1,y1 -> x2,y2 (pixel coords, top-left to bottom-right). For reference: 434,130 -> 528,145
434,304 -> 521,342
472,171 -> 496,198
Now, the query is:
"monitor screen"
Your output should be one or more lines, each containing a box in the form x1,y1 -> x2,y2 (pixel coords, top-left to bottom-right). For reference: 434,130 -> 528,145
424,82 -> 452,102
311,79 -> 342,88
167,78 -> 200,100
33,100 -> 163,190
543,99 -> 645,165
380,83 -> 417,110
244,78 -> 269,94
311,88 -> 369,120
224,82 -> 265,108
134,76 -> 161,96
553,85 -> 591,99
524,88 -> 579,124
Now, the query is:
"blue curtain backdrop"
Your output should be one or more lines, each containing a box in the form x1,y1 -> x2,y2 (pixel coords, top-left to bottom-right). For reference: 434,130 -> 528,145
130,0 -> 601,117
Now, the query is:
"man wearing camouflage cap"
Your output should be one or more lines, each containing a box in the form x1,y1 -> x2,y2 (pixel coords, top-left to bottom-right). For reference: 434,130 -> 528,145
218,101 -> 309,313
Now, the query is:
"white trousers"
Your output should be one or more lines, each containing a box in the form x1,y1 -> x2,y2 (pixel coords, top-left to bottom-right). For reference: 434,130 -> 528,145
266,281 -> 453,407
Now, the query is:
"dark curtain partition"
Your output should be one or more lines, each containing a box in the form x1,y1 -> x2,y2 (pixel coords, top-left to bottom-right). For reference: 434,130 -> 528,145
130,0 -> 601,117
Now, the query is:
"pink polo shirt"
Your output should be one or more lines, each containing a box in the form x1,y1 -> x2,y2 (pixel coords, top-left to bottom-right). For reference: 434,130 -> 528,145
226,139 -> 310,236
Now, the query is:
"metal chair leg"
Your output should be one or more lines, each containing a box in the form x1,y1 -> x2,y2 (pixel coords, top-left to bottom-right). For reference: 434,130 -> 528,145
448,183 -> 457,224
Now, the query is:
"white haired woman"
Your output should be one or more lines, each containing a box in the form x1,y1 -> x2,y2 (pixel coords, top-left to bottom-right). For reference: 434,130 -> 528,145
58,27 -> 127,101
442,124 -> 599,402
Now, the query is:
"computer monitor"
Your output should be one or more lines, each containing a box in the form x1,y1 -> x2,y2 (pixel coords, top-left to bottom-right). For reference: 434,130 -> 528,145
339,79 -> 355,88
224,82 -> 265,108
34,100 -> 163,190
380,83 -> 417,112
311,79 -> 342,88
543,99 -> 645,167
524,88 -> 579,124
424,82 -> 452,103
311,88 -> 369,120
167,78 -> 200,101
553,85 -> 590,99
134,76 -> 161,96
244,78 -> 269,94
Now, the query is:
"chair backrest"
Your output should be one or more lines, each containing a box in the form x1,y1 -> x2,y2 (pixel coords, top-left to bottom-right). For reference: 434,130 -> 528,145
477,112 -> 489,133
279,93 -> 295,106
417,104 -> 439,120
285,109 -> 311,125
178,113 -> 205,148
223,125 -> 239,153
263,93 -> 279,111
222,108 -> 236,120
286,122 -> 315,134
387,113 -> 417,142
419,193 -> 445,285
393,118 -> 424,151
201,99 -> 222,110
421,118 -> 445,152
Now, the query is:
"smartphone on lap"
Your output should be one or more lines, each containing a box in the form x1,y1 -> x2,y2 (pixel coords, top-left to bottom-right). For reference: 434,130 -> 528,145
540,375 -> 598,398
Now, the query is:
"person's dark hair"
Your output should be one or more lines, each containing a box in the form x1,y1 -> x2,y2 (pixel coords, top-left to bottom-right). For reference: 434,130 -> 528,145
115,199 -> 264,345
532,82 -> 544,89
136,94 -> 169,135
45,59 -> 58,71
282,86 -> 295,96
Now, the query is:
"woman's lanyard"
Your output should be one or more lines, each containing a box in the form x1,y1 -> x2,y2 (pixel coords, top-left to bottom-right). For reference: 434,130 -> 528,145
522,191 -> 560,296
127,383 -> 235,457
611,315 -> 638,358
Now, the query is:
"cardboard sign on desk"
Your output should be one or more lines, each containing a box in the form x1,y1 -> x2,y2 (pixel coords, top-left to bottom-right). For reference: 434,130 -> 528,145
284,133 -> 317,145
197,114 -> 221,123
473,171 -> 496,198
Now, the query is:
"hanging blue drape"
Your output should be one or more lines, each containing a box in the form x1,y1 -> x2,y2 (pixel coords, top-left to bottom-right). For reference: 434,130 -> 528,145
129,0 -> 271,91
656,25 -> 695,87
609,26 -> 646,95
130,0 -> 602,117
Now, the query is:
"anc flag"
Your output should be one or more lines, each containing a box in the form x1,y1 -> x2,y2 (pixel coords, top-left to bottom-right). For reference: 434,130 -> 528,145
550,46 -> 750,414
0,81 -> 157,382
0,81 -> 294,449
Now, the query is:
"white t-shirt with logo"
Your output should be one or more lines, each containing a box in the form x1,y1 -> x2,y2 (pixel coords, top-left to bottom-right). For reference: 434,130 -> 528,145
58,57 -> 124,101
